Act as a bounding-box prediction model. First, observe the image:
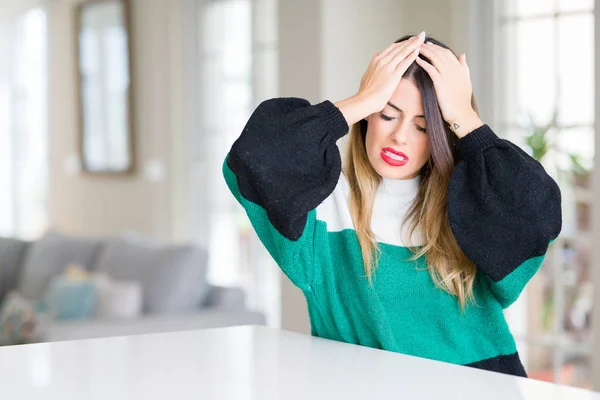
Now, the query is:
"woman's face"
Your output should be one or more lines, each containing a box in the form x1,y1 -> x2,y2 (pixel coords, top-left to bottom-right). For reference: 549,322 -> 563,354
365,78 -> 431,180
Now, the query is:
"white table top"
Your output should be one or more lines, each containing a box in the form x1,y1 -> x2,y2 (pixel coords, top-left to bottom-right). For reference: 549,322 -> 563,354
0,325 -> 598,399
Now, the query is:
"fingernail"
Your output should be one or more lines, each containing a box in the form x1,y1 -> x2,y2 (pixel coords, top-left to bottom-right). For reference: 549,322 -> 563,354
419,31 -> 426,39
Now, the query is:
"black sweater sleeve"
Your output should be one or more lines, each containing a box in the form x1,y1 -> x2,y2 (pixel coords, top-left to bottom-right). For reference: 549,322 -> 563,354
226,97 -> 349,241
447,124 -> 562,306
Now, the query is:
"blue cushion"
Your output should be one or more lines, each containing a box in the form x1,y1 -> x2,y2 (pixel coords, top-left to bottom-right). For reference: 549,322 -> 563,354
19,231 -> 103,301
43,277 -> 97,320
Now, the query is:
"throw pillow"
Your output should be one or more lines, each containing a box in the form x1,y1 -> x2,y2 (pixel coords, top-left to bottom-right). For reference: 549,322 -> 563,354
93,272 -> 143,319
42,264 -> 98,321
0,291 -> 48,346
19,231 -> 103,301
95,233 -> 209,314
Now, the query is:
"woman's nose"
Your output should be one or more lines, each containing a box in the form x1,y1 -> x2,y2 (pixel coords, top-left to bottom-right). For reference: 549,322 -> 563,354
392,123 -> 410,145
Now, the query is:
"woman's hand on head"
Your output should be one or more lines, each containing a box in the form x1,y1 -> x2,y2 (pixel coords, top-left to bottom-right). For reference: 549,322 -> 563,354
335,32 -> 425,127
416,42 -> 483,138
358,32 -> 426,113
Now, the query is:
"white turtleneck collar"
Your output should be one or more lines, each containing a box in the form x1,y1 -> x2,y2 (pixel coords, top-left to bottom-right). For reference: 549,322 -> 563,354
372,174 -> 423,247
316,172 -> 424,248
378,175 -> 421,197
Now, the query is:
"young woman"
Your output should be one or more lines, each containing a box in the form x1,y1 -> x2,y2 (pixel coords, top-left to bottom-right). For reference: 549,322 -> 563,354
222,31 -> 562,377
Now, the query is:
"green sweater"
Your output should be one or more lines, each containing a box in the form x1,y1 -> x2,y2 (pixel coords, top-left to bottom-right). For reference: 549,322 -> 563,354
223,97 -> 562,377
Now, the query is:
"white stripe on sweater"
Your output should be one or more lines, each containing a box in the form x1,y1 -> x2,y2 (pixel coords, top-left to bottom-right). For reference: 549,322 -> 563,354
316,172 -> 424,247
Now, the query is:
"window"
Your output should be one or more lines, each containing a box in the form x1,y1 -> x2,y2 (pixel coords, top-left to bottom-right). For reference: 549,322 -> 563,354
497,0 -> 594,389
188,0 -> 280,326
0,6 -> 49,239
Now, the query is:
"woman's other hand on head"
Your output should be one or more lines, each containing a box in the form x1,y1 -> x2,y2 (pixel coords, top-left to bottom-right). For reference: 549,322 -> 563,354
416,42 -> 482,138
335,32 -> 425,127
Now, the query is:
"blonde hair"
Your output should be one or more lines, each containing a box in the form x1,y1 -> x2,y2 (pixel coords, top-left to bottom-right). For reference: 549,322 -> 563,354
343,111 -> 477,311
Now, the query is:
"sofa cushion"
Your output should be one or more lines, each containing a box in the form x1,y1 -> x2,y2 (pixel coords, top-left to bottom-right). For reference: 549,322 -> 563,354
43,275 -> 98,321
202,285 -> 246,311
18,231 -> 103,301
0,237 -> 30,302
95,234 -> 209,314
93,272 -> 143,319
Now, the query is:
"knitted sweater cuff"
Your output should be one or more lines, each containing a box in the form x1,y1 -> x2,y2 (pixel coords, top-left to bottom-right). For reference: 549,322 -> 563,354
456,124 -> 499,160
316,100 -> 350,140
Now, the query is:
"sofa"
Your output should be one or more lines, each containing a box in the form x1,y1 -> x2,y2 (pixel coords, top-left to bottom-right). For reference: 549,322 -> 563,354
0,231 -> 265,344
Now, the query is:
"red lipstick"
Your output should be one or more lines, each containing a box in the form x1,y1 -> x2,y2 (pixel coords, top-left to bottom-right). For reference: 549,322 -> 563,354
381,147 -> 409,167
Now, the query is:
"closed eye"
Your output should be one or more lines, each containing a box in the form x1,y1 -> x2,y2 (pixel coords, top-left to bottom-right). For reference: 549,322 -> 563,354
379,113 -> 396,121
380,113 -> 427,133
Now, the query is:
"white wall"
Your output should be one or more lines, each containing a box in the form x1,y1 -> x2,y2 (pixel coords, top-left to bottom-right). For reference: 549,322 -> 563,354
321,0 -> 408,102
277,0 -> 322,334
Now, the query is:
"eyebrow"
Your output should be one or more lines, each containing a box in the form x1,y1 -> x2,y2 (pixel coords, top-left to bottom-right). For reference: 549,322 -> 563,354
387,102 -> 426,119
